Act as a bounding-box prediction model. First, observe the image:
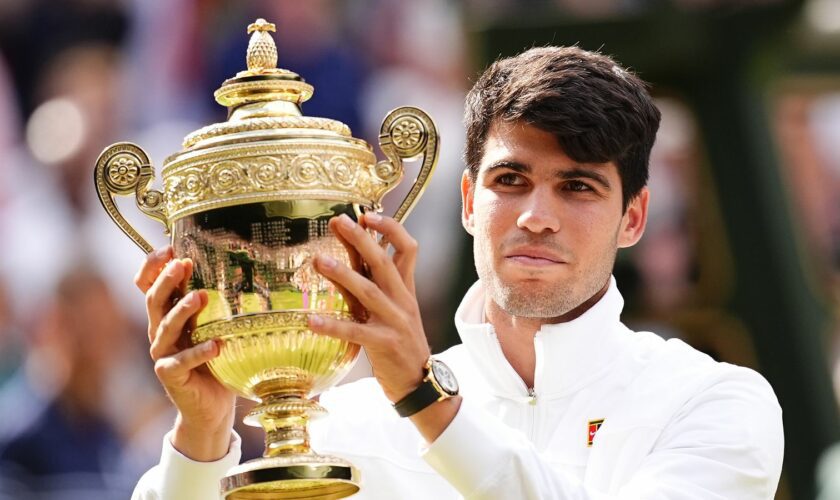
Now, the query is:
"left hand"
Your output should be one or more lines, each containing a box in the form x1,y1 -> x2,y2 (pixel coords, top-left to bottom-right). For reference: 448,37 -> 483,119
308,212 -> 430,403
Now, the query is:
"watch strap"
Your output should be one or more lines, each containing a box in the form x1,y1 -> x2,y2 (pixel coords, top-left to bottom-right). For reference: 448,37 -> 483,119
393,378 -> 444,418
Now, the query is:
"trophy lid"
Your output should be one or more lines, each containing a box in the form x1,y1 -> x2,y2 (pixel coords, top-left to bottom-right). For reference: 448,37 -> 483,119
153,18 -> 391,222
180,18 -> 354,150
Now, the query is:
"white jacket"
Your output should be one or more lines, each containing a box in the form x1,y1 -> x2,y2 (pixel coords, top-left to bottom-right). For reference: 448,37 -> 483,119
134,277 -> 784,499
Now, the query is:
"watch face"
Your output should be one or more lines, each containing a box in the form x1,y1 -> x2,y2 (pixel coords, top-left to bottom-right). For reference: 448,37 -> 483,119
431,360 -> 459,395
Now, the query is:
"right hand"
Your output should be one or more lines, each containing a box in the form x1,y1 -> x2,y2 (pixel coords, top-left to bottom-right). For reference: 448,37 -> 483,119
135,246 -> 236,462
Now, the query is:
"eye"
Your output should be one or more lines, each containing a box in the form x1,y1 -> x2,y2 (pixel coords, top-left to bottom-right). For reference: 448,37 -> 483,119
496,173 -> 525,186
565,180 -> 593,192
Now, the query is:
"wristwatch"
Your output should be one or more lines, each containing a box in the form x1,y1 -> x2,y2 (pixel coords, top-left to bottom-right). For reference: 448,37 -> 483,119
393,357 -> 459,418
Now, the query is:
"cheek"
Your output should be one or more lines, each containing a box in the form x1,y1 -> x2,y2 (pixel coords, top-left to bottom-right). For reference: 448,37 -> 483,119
572,210 -> 601,239
472,192 -> 509,235
575,210 -> 622,257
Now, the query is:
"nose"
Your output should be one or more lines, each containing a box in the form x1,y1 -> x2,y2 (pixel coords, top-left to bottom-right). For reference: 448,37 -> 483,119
516,189 -> 561,234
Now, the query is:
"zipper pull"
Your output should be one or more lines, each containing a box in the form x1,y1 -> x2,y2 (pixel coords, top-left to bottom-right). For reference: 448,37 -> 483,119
527,387 -> 537,406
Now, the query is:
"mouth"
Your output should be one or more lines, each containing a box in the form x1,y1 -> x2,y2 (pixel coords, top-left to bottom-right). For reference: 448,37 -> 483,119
504,247 -> 566,266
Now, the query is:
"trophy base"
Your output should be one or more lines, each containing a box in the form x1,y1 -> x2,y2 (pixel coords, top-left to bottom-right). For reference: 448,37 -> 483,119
222,454 -> 360,499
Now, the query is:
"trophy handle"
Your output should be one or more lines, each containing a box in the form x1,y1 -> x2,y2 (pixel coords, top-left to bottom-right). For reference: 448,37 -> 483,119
376,106 -> 440,223
94,142 -> 168,254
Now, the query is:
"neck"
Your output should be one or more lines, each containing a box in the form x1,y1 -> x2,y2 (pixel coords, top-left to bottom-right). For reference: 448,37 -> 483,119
485,280 -> 610,389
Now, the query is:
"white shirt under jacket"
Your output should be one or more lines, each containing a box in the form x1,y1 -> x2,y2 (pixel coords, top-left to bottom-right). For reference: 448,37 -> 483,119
133,277 -> 784,499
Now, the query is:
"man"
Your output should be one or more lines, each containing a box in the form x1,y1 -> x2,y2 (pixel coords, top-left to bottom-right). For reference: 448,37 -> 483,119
133,46 -> 784,499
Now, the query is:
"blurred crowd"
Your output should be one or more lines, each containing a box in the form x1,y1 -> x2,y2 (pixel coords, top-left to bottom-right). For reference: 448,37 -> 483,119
0,1 -> 470,496
0,0 -> 837,498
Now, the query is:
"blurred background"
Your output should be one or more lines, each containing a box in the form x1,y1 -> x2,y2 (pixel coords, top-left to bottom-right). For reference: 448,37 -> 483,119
0,0 -> 838,498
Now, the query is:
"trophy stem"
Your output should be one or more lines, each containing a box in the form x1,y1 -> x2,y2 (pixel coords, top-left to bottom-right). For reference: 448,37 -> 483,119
245,393 -> 327,458
225,392 -> 359,499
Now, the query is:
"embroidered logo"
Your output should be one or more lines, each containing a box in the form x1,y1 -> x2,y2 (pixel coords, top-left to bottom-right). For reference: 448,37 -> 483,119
587,419 -> 604,447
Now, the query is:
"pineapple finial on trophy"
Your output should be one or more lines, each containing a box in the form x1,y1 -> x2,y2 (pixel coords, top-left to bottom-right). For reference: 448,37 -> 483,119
213,17 -> 313,110
246,18 -> 278,73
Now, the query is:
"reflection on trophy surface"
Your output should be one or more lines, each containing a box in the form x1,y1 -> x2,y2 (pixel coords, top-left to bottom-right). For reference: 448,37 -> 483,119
93,18 -> 438,499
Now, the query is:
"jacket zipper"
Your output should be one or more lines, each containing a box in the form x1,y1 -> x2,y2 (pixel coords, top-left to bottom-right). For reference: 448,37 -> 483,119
489,326 -> 541,442
527,387 -> 538,441
530,334 -> 543,443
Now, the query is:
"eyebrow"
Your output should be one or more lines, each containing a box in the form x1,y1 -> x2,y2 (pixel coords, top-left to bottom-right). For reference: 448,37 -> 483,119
560,167 -> 611,190
485,160 -> 529,175
484,160 -> 612,190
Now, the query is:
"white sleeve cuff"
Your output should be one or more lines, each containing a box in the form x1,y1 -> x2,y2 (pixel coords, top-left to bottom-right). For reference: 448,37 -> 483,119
156,430 -> 242,500
422,398 -> 527,496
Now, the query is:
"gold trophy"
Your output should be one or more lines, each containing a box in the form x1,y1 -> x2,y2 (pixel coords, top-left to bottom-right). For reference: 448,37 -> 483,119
94,19 -> 438,499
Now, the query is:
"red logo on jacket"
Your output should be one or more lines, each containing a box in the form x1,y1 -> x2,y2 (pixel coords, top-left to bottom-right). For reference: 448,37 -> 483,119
587,419 -> 604,447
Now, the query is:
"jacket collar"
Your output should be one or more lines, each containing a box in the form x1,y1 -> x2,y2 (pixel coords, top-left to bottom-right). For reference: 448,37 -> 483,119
453,276 -> 630,401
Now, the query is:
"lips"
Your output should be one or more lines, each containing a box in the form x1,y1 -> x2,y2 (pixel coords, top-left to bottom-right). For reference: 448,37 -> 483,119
505,246 -> 566,265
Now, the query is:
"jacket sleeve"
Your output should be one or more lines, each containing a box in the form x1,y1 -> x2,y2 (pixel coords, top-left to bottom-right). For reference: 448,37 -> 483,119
131,430 -> 242,500
422,371 -> 784,500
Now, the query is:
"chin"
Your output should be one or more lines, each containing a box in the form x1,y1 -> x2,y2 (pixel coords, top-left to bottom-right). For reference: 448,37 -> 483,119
500,268 -> 568,287
496,277 -> 557,298
497,290 -> 577,318
491,269 -> 575,301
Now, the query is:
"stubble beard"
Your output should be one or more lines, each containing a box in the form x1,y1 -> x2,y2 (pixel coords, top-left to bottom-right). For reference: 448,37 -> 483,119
473,231 -> 617,319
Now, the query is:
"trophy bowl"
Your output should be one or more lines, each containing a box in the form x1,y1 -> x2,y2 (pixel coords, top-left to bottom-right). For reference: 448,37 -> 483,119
94,19 -> 438,499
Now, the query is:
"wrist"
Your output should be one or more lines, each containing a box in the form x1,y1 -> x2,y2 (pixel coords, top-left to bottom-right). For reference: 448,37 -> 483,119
172,412 -> 235,462
410,395 -> 462,443
393,357 -> 459,418
384,371 -> 425,403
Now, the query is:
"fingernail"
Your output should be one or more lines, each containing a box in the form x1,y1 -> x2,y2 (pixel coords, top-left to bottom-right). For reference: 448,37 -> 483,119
309,315 -> 324,327
184,292 -> 198,306
154,246 -> 173,259
319,255 -> 337,269
201,340 -> 216,353
365,212 -> 382,223
168,260 -> 182,276
337,214 -> 354,229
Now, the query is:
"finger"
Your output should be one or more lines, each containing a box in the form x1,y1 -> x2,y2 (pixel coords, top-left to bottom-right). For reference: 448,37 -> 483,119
145,258 -> 188,331
134,246 -> 174,293
180,258 -> 195,290
332,218 -> 366,277
308,314 -> 382,347
329,217 -> 370,318
150,290 -> 207,360
313,256 -> 402,319
362,213 -> 418,293
358,216 -> 391,251
324,272 -> 367,322
154,339 -> 220,388
328,214 -> 408,300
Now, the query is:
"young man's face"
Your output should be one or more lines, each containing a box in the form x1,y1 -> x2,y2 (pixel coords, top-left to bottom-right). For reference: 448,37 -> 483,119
461,120 -> 649,319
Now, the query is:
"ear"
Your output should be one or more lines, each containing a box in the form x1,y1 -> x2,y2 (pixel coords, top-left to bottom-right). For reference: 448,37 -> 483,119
617,187 -> 649,248
461,169 -> 475,235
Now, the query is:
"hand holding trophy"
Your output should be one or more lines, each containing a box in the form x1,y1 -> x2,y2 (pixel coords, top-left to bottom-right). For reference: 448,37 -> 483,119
94,18 -> 438,499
